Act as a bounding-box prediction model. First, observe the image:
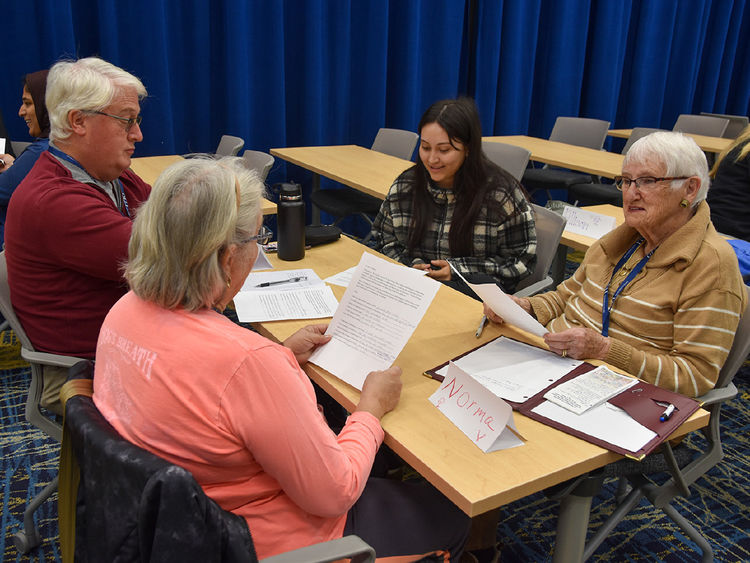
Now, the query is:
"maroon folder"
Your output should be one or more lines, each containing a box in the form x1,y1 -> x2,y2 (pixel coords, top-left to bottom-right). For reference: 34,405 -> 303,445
425,338 -> 701,459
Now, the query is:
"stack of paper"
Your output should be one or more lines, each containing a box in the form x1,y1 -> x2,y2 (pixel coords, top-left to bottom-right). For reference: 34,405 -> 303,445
233,268 -> 339,322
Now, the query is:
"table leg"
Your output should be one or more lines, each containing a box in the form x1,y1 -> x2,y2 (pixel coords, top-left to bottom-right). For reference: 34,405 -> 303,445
311,173 -> 320,225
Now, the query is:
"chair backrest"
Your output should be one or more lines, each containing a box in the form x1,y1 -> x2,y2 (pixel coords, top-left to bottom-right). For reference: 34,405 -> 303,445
216,135 -> 245,157
548,117 -> 611,150
0,251 -> 34,351
622,127 -> 664,154
672,114 -> 729,138
515,204 -> 567,293
715,285 -> 750,389
63,364 -> 257,562
482,141 -> 531,182
242,150 -> 274,182
370,128 -> 419,161
700,112 -> 749,139
11,140 -> 31,156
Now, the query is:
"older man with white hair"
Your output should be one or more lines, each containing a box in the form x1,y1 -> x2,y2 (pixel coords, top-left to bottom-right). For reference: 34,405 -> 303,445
5,57 -> 151,413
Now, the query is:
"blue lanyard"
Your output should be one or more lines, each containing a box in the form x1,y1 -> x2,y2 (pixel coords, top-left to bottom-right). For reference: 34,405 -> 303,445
48,145 -> 131,218
601,237 -> 657,337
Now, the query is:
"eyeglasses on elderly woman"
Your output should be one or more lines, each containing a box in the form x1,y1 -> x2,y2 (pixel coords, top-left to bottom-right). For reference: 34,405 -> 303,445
239,225 -> 272,246
613,176 -> 690,191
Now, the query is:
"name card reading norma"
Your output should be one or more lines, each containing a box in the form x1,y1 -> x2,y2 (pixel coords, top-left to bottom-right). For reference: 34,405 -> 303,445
429,362 -> 524,453
562,206 -> 617,239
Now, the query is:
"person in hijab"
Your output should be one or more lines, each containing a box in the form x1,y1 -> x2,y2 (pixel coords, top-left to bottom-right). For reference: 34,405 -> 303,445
0,69 -> 51,246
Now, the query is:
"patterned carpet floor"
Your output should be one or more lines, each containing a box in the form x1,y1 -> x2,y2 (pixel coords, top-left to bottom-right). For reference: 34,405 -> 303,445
1,262 -> 748,561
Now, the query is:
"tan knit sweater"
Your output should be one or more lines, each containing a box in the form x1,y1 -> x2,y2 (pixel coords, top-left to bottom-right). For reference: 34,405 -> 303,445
530,201 -> 747,397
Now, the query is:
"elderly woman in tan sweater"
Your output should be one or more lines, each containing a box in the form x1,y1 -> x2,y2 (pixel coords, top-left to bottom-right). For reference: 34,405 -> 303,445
486,131 -> 747,397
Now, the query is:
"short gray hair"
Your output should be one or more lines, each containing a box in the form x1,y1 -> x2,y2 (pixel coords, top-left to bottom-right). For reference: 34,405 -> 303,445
46,57 -> 147,144
126,157 -> 266,311
623,131 -> 710,206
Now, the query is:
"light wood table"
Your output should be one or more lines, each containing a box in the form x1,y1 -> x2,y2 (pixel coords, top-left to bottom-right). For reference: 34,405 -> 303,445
253,236 -> 708,558
608,129 -> 732,153
130,155 -> 278,215
270,145 -> 414,223
483,136 -> 625,179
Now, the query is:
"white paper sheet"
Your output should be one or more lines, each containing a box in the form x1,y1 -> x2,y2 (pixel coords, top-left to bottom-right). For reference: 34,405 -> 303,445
448,265 -> 547,337
240,268 -> 323,291
324,267 -> 357,287
250,247 -> 273,271
233,285 -> 339,322
0,138 -> 6,154
309,252 -> 440,390
532,400 -> 656,454
429,363 -> 524,452
562,206 -> 617,239
435,336 -> 581,403
543,365 -> 637,414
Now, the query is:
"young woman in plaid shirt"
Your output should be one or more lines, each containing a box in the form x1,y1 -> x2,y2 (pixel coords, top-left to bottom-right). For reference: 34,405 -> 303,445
371,98 -> 537,294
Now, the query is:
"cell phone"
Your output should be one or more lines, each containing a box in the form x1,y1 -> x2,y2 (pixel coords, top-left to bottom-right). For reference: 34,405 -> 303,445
429,263 -> 442,270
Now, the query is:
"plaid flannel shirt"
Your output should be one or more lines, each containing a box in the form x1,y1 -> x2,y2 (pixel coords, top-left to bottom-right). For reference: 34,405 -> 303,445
371,171 -> 537,292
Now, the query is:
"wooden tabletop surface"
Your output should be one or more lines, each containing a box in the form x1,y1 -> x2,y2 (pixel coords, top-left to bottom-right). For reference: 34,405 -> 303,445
270,145 -> 414,199
608,129 -> 732,153
130,155 -> 278,215
250,236 -> 708,516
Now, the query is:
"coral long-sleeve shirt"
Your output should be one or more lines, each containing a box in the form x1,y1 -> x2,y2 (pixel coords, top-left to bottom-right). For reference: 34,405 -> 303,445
94,292 -> 383,558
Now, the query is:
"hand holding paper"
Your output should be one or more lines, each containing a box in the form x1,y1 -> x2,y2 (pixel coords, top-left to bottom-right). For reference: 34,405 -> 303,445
448,264 -> 548,337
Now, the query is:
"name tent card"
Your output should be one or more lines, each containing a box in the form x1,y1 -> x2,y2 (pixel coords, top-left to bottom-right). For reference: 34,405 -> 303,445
562,206 -> 617,239
429,363 -> 524,453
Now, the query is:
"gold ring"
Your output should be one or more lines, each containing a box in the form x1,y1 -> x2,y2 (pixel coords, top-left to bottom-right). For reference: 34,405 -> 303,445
562,349 -> 567,357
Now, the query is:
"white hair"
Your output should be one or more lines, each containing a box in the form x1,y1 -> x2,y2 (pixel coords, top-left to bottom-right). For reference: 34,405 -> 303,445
46,57 -> 147,143
126,157 -> 266,311
623,131 -> 710,206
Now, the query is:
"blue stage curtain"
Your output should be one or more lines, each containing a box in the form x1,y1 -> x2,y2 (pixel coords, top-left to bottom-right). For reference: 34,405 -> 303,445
1,0 -> 748,170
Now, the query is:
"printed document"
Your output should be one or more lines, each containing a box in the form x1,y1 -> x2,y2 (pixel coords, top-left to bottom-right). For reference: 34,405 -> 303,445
543,365 -> 637,414
435,337 -> 582,403
448,265 -> 547,337
310,252 -> 440,390
234,269 -> 338,322
562,206 -> 617,239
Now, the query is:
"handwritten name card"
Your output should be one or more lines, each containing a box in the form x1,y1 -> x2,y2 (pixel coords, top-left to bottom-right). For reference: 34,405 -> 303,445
562,206 -> 617,240
429,362 -> 524,453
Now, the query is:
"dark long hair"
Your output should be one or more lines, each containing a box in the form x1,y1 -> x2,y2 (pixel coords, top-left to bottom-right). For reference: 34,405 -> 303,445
407,97 -> 519,256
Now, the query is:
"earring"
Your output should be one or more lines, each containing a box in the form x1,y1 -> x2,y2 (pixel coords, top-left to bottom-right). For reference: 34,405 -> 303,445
226,276 -> 232,288
680,199 -> 689,208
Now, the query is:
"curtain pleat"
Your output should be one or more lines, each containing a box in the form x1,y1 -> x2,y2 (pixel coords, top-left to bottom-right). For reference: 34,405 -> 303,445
1,0 -> 748,183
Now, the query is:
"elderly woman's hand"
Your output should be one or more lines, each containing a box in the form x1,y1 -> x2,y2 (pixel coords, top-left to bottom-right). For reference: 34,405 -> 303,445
544,327 -> 611,361
283,323 -> 331,365
482,296 -> 533,324
357,366 -> 402,419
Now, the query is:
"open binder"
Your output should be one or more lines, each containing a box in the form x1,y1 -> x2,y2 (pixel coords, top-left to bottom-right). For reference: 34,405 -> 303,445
425,338 -> 701,459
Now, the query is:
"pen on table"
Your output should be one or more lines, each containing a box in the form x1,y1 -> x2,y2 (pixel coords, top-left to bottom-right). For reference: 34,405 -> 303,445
659,403 -> 675,422
475,315 -> 488,338
255,275 -> 307,288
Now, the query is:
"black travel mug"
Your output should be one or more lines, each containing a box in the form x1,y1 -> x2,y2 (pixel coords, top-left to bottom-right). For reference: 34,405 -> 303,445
276,182 -> 305,261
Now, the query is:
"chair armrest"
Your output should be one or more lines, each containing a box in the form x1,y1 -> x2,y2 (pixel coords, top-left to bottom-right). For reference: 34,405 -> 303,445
261,535 -> 375,563
21,348 -> 84,368
514,276 -> 554,298
697,383 -> 737,407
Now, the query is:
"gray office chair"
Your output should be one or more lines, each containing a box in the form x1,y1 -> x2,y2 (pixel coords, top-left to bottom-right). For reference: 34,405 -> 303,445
673,114 -> 730,138
522,117 -> 611,201
242,150 -> 274,182
513,204 -> 567,297
311,128 -> 418,244
568,127 -> 664,207
551,284 -> 750,562
0,251 -> 82,552
482,141 -> 531,182
11,140 -> 31,156
700,112 -> 749,139
216,135 -> 246,157
60,361 -> 376,563
184,135 -> 245,159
